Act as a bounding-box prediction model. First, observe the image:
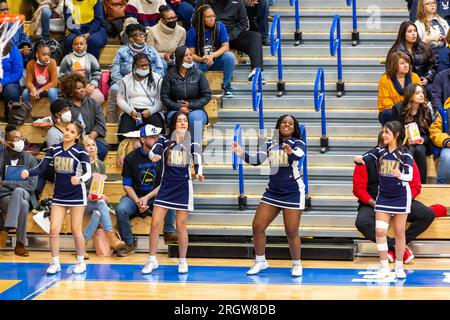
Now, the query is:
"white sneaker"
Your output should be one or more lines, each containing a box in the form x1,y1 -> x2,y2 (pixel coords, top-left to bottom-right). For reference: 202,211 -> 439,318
73,262 -> 86,274
375,267 -> 391,279
291,264 -> 303,277
247,261 -> 269,275
141,260 -> 159,274
395,268 -> 407,279
32,116 -> 53,127
178,262 -> 188,274
46,263 -> 61,275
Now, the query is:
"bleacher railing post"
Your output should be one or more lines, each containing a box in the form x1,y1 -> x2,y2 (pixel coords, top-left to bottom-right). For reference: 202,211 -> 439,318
330,15 -> 345,97
289,0 -> 302,46
346,0 -> 360,46
314,68 -> 329,153
252,67 -> 265,135
233,124 -> 247,210
270,14 -> 285,97
299,124 -> 311,211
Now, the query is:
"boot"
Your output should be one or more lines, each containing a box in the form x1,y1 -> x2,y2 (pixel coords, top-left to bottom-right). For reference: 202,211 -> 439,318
107,231 -> 126,250
14,241 -> 29,257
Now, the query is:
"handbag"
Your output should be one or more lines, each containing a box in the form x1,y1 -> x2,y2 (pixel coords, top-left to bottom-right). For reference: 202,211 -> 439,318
99,71 -> 111,101
93,228 -> 114,257
7,102 -> 32,125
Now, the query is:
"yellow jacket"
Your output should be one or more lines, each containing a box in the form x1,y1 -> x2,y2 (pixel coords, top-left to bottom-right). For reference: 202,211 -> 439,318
430,97 -> 450,148
377,72 -> 421,113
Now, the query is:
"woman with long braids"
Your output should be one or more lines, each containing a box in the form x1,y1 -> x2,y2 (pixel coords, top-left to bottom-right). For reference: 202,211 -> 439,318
354,121 -> 414,279
187,4 -> 235,97
232,115 -> 306,277
117,53 -> 164,140
21,121 -> 92,275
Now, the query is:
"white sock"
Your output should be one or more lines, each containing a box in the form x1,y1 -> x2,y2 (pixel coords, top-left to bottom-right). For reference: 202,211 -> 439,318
380,259 -> 389,269
179,258 -> 187,264
395,260 -> 404,269
148,255 -> 157,263
52,256 -> 60,265
255,255 -> 266,263
292,260 -> 301,266
76,255 -> 84,264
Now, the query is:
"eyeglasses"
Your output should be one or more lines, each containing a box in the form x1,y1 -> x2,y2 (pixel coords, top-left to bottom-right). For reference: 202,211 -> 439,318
131,32 -> 146,38
163,15 -> 178,21
11,137 -> 24,142
424,1 -> 437,6
204,15 -> 216,19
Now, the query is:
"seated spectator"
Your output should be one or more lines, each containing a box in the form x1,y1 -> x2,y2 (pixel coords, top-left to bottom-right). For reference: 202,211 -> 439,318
23,40 -> 59,106
353,131 -> 435,264
108,23 -> 164,123
115,124 -> 177,257
117,53 -> 164,140
63,0 -> 108,59
197,0 -> 264,82
245,0 -> 270,46
60,73 -> 108,161
437,28 -> 450,72
378,51 -> 421,125
147,5 -> 186,71
103,0 -> 127,40
431,67 -> 450,109
409,0 -> 450,25
82,135 -> 125,258
429,96 -> 450,183
387,21 -> 437,96
414,0 -> 449,58
161,46 -> 211,149
392,84 -> 433,183
117,129 -> 142,167
0,41 -> 23,120
188,5 -> 235,97
0,125 -> 38,257
0,0 -> 31,64
60,35 -> 104,105
31,0 -> 64,41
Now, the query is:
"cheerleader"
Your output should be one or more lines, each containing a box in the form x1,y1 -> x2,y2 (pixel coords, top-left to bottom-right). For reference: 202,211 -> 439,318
141,112 -> 203,275
21,121 -> 92,275
354,121 -> 413,279
232,115 -> 306,277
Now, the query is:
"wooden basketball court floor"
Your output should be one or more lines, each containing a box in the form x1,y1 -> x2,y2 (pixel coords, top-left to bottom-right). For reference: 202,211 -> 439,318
1,251 -> 450,300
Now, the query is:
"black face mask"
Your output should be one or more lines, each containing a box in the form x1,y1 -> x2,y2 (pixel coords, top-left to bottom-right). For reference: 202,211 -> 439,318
165,21 -> 177,29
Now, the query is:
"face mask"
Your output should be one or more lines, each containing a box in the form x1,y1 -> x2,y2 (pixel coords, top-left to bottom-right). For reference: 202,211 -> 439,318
182,62 -> 193,69
131,42 -> 146,50
73,50 -> 86,57
135,68 -> 150,77
61,111 -> 72,123
36,58 -> 49,66
11,140 -> 24,153
165,21 -> 177,29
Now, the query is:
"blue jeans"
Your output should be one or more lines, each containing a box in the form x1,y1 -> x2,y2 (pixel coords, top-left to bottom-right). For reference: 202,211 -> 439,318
96,139 -> 108,161
437,148 -> 450,184
1,83 -> 22,119
169,1 -> 195,30
198,51 -> 235,86
257,0 -> 269,39
115,196 -> 176,245
83,200 -> 113,241
41,6 -> 52,40
22,87 -> 59,104
167,109 -> 207,148
378,109 -> 393,125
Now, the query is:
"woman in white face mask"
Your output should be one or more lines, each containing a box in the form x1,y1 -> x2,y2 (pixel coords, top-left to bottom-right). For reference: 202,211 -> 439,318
117,53 -> 165,140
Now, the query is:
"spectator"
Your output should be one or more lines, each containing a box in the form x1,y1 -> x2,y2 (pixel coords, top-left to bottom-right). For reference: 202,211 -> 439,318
63,0 -> 108,59
429,96 -> 450,183
387,21 -> 437,96
392,84 -> 433,183
23,40 -> 59,106
245,0 -> 270,46
161,46 -> 211,149
115,124 -> 177,257
431,67 -> 450,109
409,0 -> 450,25
378,51 -> 421,125
103,0 -> 127,39
147,5 -> 186,71
197,0 -> 264,82
108,23 -> 164,123
188,5 -> 235,97
31,0 -> 64,41
117,53 -> 164,140
0,125 -> 38,257
82,135 -> 126,257
0,41 -> 23,120
353,130 -> 435,264
60,73 -> 108,161
437,28 -> 450,72
60,35 -> 104,105
415,0 -> 449,57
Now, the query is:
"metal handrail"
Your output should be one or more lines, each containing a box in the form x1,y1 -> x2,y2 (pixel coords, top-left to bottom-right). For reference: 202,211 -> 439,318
233,124 -> 247,210
314,68 -> 329,153
269,14 -> 285,97
298,124 -> 311,210
251,67 -> 265,134
330,14 -> 345,97
346,0 -> 360,46
289,0 -> 302,46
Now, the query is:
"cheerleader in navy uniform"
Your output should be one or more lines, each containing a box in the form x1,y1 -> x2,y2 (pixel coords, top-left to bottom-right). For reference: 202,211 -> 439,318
21,122 -> 92,275
141,112 -> 204,275
232,115 -> 306,277
354,121 -> 413,279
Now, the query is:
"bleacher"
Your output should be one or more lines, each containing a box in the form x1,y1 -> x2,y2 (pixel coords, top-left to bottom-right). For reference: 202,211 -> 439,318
2,0 -> 450,259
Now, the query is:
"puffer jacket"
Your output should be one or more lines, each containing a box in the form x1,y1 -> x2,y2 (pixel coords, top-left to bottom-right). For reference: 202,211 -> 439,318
397,42 -> 438,82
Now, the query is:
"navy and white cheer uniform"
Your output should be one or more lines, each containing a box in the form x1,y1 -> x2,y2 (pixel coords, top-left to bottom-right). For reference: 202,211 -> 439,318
242,137 -> 306,210
150,136 -> 202,211
29,143 -> 92,206
362,147 -> 413,214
